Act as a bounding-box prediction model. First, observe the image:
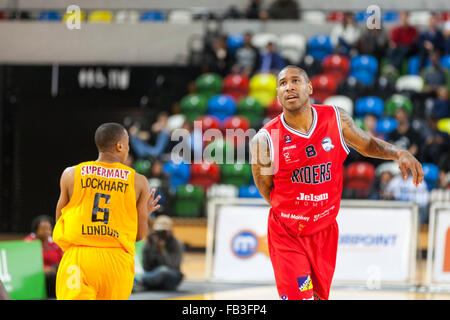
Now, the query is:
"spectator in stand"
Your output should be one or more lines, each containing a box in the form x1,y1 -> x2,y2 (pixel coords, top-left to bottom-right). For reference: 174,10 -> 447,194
129,112 -> 170,160
330,11 -> 361,56
421,50 -> 449,97
388,107 -> 421,159
385,172 -> 430,224
134,215 -> 184,292
267,0 -> 300,20
231,31 -> 261,77
416,13 -> 444,71
444,20 -> 450,55
370,169 -> 395,200
386,11 -> 418,73
357,24 -> 389,61
245,0 -> 268,20
203,35 -> 234,77
362,113 -> 385,167
259,41 -> 287,74
24,215 -> 63,298
432,86 -> 450,119
421,114 -> 450,165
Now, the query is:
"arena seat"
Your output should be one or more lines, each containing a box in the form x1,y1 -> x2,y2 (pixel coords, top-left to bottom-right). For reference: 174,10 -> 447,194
307,35 -> 334,61
324,95 -> 354,116
302,11 -> 327,24
279,33 -> 307,65
385,94 -> 413,116
373,76 -> 396,100
167,114 -> 186,132
266,99 -> 284,120
189,161 -> 221,191
115,10 -> 139,24
350,55 -> 378,86
422,163 -> 439,190
180,94 -> 208,122
175,184 -> 204,217
322,54 -> 350,83
375,117 -> 398,134
223,74 -> 249,102
223,115 -> 251,148
38,11 -> 62,21
195,73 -> 223,99
336,76 -> 365,101
196,114 -> 221,133
354,96 -> 384,118
251,33 -> 278,52
207,94 -> 236,121
326,11 -> 344,22
203,138 -> 235,164
167,10 -> 193,24
408,55 -> 421,75
375,161 -> 401,177
221,163 -> 252,187
227,33 -> 245,54
395,75 -> 424,93
354,11 -> 370,23
162,160 -> 190,190
238,185 -> 262,198
299,54 -> 323,77
207,184 -> 238,199
140,10 -> 165,22
408,11 -> 431,26
0,11 -> 7,20
236,96 -> 264,127
88,11 -> 113,23
344,161 -> 376,198
310,73 -> 339,103
382,11 -> 399,23
133,159 -> 152,176
437,118 -> 450,134
63,10 -> 86,22
249,73 -> 277,107
441,54 -> 450,69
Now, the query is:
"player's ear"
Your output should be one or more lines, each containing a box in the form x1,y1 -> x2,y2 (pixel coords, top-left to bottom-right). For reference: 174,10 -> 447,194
116,140 -> 123,152
308,81 -> 313,95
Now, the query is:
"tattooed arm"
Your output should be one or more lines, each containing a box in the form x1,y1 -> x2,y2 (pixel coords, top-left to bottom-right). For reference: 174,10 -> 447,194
250,131 -> 274,204
338,107 -> 424,187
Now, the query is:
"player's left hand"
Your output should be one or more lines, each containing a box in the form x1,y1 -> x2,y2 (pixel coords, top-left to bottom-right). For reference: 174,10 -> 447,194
397,150 -> 424,187
147,189 -> 161,214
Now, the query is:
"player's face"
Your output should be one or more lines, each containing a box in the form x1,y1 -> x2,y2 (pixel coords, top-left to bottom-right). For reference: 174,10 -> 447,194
277,68 -> 312,112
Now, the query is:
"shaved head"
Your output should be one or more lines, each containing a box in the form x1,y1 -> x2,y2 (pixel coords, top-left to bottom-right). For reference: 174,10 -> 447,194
277,65 -> 310,84
94,123 -> 127,152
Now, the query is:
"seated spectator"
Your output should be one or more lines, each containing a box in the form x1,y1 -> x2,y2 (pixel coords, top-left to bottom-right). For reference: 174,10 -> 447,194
385,173 -> 430,224
129,112 -> 170,160
388,107 -> 421,159
432,86 -> 449,119
421,114 -> 450,165
357,24 -> 388,61
135,215 -> 184,291
259,41 -> 287,74
231,31 -> 261,77
245,0 -> 268,20
24,215 -> 63,298
267,0 -> 300,20
330,12 -> 361,56
386,11 -> 418,72
430,170 -> 450,202
370,170 -> 395,200
421,50 -> 449,96
203,35 -> 234,77
416,13 -> 444,71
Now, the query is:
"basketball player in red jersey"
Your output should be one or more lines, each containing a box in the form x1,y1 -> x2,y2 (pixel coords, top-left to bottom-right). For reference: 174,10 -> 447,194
250,65 -> 424,300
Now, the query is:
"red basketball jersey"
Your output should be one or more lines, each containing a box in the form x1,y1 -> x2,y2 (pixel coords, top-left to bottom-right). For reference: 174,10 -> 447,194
260,105 -> 349,236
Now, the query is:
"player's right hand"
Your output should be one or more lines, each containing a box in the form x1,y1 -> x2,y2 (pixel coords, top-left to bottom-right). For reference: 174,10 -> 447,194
147,189 -> 161,214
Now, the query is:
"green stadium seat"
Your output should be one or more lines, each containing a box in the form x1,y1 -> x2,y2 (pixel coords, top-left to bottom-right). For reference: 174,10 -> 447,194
180,94 -> 208,122
175,184 -> 205,217
195,73 -> 223,99
385,94 -> 413,116
203,138 -> 235,164
236,96 -> 264,127
133,159 -> 152,176
220,163 -> 252,187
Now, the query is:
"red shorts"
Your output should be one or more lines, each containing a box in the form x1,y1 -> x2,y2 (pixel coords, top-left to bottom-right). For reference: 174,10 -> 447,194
267,210 -> 339,300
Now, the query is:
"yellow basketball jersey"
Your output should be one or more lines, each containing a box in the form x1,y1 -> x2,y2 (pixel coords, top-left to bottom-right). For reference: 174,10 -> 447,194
53,161 -> 137,256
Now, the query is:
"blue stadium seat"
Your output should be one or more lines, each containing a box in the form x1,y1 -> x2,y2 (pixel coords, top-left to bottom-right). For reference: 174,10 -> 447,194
375,117 -> 398,134
227,34 -> 244,54
350,55 -> 378,85
423,163 -> 439,190
354,11 -> 368,23
162,160 -> 190,191
382,11 -> 399,23
141,10 -> 165,22
207,94 -> 236,121
307,35 -> 333,61
38,11 -> 62,21
441,54 -> 450,69
355,96 -> 384,118
238,185 -> 262,198
408,55 -> 420,75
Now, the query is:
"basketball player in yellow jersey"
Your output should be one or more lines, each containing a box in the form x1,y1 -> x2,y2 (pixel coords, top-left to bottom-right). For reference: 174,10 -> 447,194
53,122 -> 161,300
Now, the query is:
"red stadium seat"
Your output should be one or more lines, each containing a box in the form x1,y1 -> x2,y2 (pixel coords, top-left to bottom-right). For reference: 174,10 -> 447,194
223,74 -> 249,102
195,114 -> 221,132
322,54 -> 350,83
344,162 -> 376,198
189,161 -> 221,191
310,73 -> 339,103
326,11 -> 345,22
222,115 -> 251,148
266,99 -> 283,119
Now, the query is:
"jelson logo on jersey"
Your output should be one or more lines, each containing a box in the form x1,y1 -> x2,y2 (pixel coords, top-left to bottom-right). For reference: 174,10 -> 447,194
321,137 -> 334,152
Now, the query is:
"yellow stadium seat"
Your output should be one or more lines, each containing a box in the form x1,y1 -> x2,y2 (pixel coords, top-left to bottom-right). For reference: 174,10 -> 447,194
437,118 -> 450,134
63,10 -> 86,22
88,10 -> 113,23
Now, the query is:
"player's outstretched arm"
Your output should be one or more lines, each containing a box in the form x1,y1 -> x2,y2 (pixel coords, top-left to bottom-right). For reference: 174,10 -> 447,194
135,173 -> 161,241
55,166 -> 75,222
250,131 -> 274,204
338,107 -> 424,187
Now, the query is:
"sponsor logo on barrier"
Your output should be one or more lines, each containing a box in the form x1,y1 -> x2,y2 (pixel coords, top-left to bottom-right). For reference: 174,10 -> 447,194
297,275 -> 313,292
231,230 -> 269,259
339,234 -> 397,247
280,295 -> 288,300
444,228 -> 450,272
